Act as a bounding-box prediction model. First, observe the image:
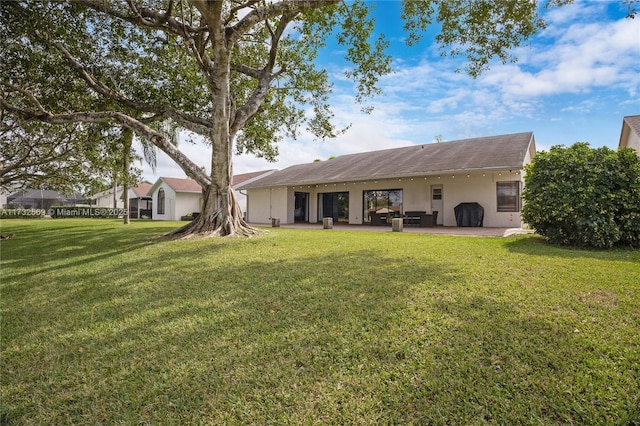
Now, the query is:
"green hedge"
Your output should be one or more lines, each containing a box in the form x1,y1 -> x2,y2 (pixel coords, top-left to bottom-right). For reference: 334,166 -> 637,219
522,143 -> 640,248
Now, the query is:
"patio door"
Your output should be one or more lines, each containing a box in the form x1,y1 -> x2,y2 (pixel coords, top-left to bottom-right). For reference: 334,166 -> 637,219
318,192 -> 349,223
431,185 -> 443,225
294,192 -> 309,222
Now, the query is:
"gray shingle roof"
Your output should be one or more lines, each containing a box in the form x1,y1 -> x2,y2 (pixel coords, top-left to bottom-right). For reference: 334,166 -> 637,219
623,115 -> 640,138
239,132 -> 535,189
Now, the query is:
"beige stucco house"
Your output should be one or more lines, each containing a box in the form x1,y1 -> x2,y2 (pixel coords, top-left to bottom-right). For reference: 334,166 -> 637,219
237,132 -> 536,228
619,115 -> 640,155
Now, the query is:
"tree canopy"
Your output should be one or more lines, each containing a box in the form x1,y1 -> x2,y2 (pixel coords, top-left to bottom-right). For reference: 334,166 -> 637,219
1,0 -> 583,236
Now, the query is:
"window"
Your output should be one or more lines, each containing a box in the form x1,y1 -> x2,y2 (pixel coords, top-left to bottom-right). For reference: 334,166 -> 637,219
157,188 -> 165,214
497,182 -> 520,212
363,189 -> 403,223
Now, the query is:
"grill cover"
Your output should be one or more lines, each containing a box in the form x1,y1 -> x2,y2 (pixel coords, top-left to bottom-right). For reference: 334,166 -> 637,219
454,202 -> 484,227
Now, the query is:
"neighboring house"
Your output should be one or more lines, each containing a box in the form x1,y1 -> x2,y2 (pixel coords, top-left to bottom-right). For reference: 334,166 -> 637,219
148,171 -> 275,221
237,132 -> 537,228
149,177 -> 203,221
6,188 -> 85,210
128,181 -> 153,219
91,185 -> 125,209
91,182 -> 153,218
619,115 -> 640,155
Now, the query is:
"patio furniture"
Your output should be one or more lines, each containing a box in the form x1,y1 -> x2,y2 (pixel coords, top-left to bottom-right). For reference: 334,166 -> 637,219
403,211 -> 438,227
369,212 -> 389,226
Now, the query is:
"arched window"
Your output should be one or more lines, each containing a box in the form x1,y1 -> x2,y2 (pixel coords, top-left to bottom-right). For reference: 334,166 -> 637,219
157,188 -> 165,214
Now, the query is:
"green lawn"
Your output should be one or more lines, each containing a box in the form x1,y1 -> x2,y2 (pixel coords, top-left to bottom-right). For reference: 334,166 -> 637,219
1,219 -> 639,425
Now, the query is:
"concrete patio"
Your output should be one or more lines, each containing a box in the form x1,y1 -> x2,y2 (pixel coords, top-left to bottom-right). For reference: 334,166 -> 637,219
257,222 -> 534,237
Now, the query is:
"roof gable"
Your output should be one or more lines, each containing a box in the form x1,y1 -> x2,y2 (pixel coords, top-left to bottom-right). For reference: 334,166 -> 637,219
148,177 -> 202,196
619,115 -> 640,149
239,132 -> 535,189
623,115 -> 640,137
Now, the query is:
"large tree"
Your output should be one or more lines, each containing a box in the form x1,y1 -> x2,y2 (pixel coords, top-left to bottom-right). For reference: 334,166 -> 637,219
1,0 -> 579,237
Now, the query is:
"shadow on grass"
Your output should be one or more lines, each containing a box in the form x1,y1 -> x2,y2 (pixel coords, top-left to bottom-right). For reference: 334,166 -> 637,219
1,239 -> 455,424
505,235 -> 640,262
0,220 -> 188,283
2,226 -> 639,424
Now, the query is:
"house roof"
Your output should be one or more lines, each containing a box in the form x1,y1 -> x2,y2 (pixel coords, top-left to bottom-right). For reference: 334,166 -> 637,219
148,171 -> 275,195
131,182 -> 152,197
90,185 -> 123,200
238,132 -> 535,189
619,115 -> 640,148
232,170 -> 276,186
156,177 -> 203,194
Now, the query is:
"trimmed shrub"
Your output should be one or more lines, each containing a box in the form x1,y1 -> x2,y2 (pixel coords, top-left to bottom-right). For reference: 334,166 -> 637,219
522,143 -> 640,248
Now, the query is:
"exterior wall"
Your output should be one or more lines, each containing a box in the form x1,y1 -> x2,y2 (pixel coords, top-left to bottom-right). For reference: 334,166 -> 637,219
247,170 -> 526,228
93,187 -> 125,208
623,129 -> 640,153
174,192 -> 201,219
152,184 -> 176,221
234,190 -> 247,215
434,172 -> 524,227
245,187 -> 289,224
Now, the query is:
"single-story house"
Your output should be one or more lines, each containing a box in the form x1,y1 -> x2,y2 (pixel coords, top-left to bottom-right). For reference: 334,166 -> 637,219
619,115 -> 640,155
233,170 -> 277,213
236,132 -> 536,228
148,171 -> 275,221
148,177 -> 203,221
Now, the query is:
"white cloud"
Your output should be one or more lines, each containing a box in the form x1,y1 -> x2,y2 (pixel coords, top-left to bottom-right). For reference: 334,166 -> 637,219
482,17 -> 639,98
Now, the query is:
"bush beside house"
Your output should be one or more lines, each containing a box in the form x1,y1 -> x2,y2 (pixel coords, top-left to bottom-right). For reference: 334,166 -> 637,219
522,143 -> 640,248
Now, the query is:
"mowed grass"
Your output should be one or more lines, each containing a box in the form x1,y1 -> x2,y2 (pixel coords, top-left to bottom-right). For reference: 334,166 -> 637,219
1,219 -> 639,425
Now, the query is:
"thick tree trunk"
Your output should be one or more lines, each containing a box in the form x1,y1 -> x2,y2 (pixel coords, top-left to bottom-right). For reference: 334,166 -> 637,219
167,184 -> 258,238
167,12 -> 259,239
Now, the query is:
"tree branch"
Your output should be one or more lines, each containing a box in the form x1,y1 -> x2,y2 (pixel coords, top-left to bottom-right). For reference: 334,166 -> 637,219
2,100 -> 211,187
42,43 -> 213,136
227,0 -> 338,46
230,12 -> 295,135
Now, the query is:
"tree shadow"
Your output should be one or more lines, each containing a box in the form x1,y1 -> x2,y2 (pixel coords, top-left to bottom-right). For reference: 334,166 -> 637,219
2,228 -> 638,424
505,235 -> 640,262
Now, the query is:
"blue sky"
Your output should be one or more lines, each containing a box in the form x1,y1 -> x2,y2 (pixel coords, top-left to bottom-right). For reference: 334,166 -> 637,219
139,0 -> 640,181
